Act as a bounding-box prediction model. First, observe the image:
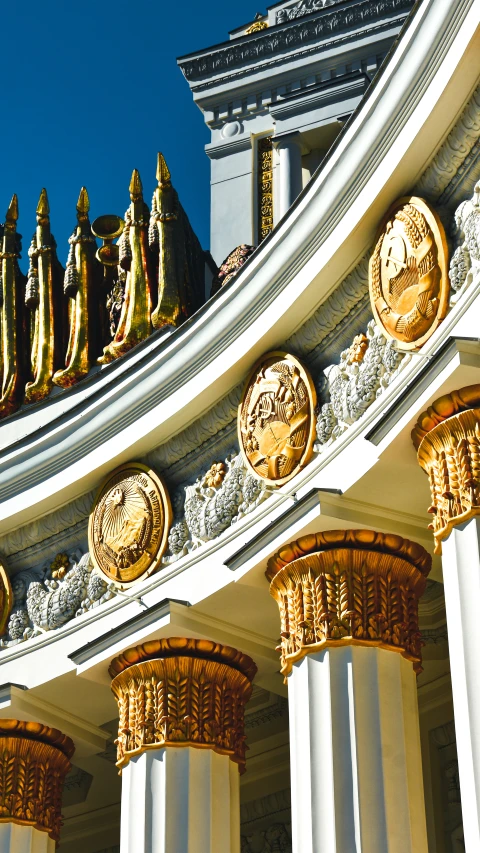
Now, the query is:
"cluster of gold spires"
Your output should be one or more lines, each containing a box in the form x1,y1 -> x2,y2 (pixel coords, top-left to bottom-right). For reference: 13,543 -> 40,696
0,154 -> 205,418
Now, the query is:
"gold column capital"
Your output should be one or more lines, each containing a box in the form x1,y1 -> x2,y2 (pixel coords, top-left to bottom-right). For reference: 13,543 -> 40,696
412,384 -> 480,552
0,719 -> 74,841
110,638 -> 257,773
266,529 -> 431,677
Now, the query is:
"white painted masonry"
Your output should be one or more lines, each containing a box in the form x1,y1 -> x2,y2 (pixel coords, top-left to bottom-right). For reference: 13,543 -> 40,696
288,647 -> 428,853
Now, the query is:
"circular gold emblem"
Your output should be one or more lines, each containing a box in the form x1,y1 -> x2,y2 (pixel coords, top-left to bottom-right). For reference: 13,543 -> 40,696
369,196 -> 449,350
238,352 -> 317,486
89,463 -> 172,587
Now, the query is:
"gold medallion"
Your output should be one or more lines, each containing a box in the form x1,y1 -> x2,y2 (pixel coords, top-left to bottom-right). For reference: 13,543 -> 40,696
89,463 -> 172,587
238,352 -> 317,486
369,196 -> 449,350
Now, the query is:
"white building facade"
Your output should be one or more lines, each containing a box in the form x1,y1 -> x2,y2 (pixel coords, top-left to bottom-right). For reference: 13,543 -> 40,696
0,1 -> 479,851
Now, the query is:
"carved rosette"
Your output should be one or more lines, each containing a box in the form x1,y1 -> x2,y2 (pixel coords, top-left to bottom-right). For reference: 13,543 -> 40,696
412,384 -> 480,553
109,638 -> 257,773
266,530 -> 431,676
0,720 -> 74,841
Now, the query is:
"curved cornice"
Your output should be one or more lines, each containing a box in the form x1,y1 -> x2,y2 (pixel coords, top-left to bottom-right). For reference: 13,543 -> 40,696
0,0 -> 479,533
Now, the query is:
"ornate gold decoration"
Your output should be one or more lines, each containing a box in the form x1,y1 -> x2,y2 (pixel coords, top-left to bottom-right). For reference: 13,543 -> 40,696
257,137 -> 274,243
369,196 -> 449,350
210,244 -> 256,297
109,638 -> 256,772
246,20 -> 268,33
149,152 -> 205,329
0,195 -> 28,418
346,333 -> 369,364
0,561 -> 12,636
413,386 -> 480,552
238,351 -> 317,486
50,552 -> 70,580
0,719 -> 74,840
99,170 -> 154,363
54,188 -> 102,388
267,529 -> 431,676
92,214 -> 125,268
89,462 -> 172,587
412,383 -> 480,449
25,189 -> 66,403
205,462 -> 227,488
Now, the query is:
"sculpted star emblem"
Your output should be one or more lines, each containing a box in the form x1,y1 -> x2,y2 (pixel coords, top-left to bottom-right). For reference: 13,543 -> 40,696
369,196 -> 449,350
238,352 -> 316,486
89,463 -> 172,587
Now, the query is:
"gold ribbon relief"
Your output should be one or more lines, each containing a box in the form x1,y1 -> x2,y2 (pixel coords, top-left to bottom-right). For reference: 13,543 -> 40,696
238,351 -> 317,487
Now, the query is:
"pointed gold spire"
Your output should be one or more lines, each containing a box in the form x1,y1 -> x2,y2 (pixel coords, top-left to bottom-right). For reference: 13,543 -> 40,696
129,169 -> 143,202
76,186 -> 90,216
5,194 -> 18,224
156,152 -> 171,187
0,193 -> 27,418
36,188 -> 49,216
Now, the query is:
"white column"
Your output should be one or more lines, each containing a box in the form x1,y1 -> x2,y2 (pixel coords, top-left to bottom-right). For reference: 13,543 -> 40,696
274,132 -> 303,218
288,646 -> 428,853
441,517 -> 480,852
0,824 -> 55,853
120,746 -> 240,853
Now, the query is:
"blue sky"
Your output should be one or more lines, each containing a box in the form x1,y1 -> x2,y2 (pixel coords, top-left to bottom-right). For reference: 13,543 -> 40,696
1,1 -> 263,261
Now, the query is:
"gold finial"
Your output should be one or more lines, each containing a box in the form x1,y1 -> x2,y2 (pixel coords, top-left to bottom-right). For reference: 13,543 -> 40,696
36,188 -> 50,216
156,153 -> 171,187
129,169 -> 143,202
76,186 -> 90,216
5,194 -> 18,224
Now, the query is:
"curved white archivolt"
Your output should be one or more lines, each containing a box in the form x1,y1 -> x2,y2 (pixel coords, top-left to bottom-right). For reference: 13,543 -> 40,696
0,0 -> 479,532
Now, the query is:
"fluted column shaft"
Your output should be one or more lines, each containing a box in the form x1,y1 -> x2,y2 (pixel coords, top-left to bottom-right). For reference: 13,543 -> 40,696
441,519 -> 480,850
0,824 -> 55,852
109,638 -> 256,853
267,529 -> 431,853
120,747 -> 240,853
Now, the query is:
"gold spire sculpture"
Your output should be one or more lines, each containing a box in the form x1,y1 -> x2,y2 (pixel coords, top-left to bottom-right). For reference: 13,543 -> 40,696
54,188 -> 101,387
25,189 -> 66,403
99,170 -> 155,363
0,196 -> 28,417
149,152 -> 204,328
0,156 -> 207,416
